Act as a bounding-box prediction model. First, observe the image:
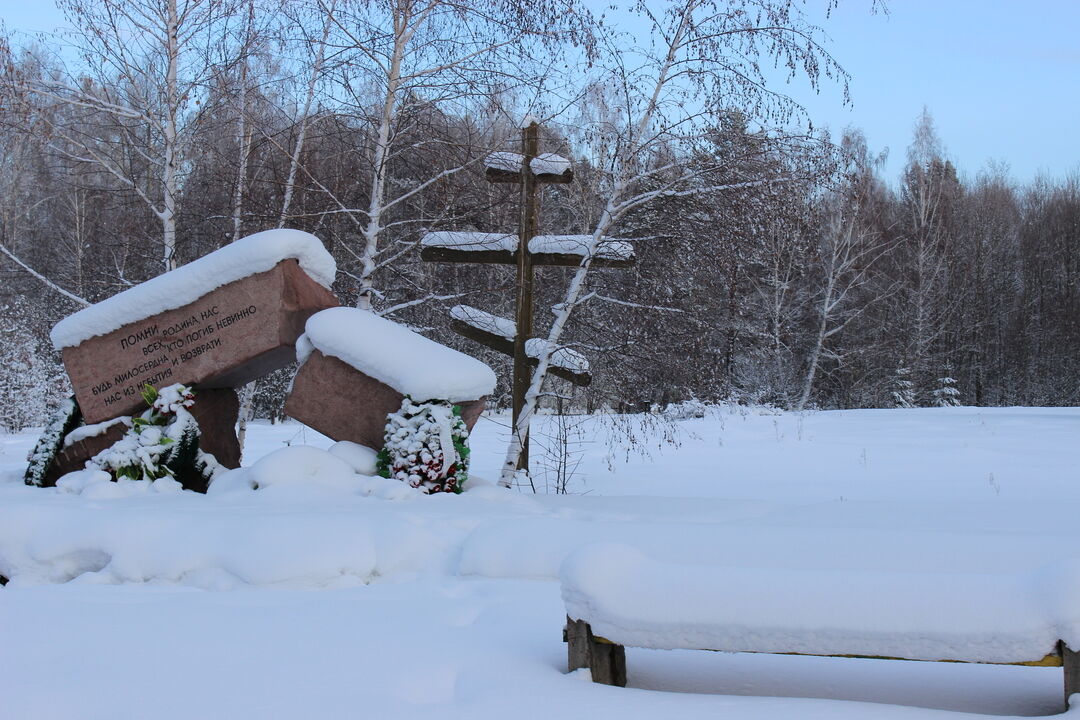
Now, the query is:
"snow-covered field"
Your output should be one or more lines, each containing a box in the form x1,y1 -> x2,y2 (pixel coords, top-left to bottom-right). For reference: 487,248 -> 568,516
2,406 -> 1079,719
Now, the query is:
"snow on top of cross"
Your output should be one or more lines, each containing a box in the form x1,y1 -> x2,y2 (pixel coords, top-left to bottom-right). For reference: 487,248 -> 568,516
451,305 -> 590,373
421,231 -> 633,260
530,153 -> 571,176
561,543 -> 1080,665
301,307 -> 496,402
485,152 -> 521,173
519,113 -> 539,128
451,305 -> 515,339
50,229 -> 337,349
530,235 -> 633,260
526,339 -> 589,373
484,151 -> 571,177
422,231 -> 516,252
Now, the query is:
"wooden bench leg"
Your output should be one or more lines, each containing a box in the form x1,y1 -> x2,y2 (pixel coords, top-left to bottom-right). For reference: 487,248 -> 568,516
565,617 -> 626,686
1062,641 -> 1080,713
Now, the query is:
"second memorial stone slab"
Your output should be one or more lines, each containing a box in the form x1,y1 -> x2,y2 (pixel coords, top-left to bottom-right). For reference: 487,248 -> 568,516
52,230 -> 338,423
285,308 -> 495,450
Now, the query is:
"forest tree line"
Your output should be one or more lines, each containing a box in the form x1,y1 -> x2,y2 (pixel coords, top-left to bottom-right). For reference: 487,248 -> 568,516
0,0 -> 1077,432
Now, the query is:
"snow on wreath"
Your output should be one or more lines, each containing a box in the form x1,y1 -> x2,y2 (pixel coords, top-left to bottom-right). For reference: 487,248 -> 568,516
91,383 -> 222,486
377,397 -> 471,494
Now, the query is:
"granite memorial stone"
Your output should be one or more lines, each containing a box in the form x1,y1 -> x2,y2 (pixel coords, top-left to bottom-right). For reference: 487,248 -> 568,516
284,308 -> 495,450
52,230 -> 338,423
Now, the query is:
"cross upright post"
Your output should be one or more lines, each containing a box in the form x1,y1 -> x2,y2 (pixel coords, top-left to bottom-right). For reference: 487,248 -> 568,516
512,121 -> 540,470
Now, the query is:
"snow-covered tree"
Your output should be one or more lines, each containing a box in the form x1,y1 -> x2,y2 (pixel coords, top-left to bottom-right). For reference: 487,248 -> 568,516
890,366 -> 916,409
932,373 -> 961,407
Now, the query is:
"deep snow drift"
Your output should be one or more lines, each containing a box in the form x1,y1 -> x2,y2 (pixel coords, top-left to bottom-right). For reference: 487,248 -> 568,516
2,406 -> 1079,719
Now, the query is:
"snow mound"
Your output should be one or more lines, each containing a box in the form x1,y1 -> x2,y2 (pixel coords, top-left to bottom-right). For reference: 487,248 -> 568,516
561,543 -> 1080,664
248,445 -> 359,491
51,229 -> 337,349
329,441 -> 379,474
301,307 -> 496,403
56,469 -> 184,497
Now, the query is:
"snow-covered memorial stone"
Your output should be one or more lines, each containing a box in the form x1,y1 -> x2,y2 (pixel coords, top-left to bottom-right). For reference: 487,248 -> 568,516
284,307 -> 496,456
51,229 -> 338,423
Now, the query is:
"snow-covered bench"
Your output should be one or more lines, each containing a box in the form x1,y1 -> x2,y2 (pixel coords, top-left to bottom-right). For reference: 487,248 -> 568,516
560,544 -> 1080,712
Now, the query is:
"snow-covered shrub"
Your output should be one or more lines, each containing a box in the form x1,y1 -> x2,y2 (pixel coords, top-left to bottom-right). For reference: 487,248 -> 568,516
23,396 -> 82,487
377,397 -> 470,494
933,375 -> 961,407
660,397 -> 709,420
91,384 -> 221,486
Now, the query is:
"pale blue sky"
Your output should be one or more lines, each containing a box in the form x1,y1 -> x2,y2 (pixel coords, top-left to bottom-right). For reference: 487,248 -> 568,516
779,0 -> 1080,184
3,0 -> 1077,185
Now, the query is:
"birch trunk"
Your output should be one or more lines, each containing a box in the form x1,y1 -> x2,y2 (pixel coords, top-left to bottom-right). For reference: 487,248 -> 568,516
278,4 -> 335,228
796,273 -> 835,411
161,0 -> 179,271
355,4 -> 417,310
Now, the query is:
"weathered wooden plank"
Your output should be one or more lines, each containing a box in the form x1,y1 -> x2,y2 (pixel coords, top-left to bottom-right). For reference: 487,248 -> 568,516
450,319 -> 591,386
1062,642 -> 1079,712
565,617 -> 626,686
420,246 -> 635,269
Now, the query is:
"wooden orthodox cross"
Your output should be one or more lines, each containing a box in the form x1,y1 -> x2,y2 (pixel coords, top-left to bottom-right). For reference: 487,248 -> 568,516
421,120 -> 634,473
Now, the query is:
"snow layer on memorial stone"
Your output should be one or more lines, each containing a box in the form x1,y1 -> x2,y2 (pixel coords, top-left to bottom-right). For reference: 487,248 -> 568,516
50,229 -> 337,350
561,543 -> 1080,664
301,307 -> 496,402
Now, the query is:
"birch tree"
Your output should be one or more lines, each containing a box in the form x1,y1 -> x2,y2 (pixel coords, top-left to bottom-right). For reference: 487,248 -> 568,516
795,132 -> 893,409
10,0 -> 243,273
276,0 -> 337,228
500,0 -> 849,486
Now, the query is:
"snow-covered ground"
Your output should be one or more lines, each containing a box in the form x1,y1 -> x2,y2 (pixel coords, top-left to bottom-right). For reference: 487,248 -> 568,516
2,406 -> 1079,719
